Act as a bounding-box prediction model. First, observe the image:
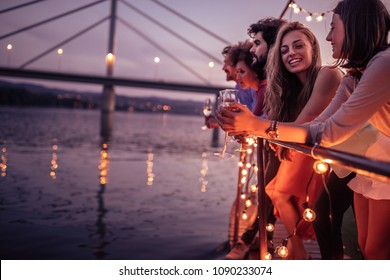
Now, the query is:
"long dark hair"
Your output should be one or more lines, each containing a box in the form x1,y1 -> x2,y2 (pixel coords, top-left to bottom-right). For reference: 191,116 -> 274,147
333,0 -> 390,72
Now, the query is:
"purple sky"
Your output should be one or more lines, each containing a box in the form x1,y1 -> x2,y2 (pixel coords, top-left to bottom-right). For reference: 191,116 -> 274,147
1,0 -> 389,101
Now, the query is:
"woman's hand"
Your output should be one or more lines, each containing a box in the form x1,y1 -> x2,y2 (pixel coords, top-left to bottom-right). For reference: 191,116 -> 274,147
215,102 -> 256,135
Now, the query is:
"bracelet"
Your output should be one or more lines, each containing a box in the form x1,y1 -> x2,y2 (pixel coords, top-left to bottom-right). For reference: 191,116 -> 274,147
265,120 -> 279,139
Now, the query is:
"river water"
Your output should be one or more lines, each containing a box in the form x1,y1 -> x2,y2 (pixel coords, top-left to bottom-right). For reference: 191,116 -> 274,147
0,107 -> 241,260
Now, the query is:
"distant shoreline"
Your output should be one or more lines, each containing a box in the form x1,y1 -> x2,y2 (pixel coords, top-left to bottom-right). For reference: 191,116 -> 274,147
0,80 -> 204,116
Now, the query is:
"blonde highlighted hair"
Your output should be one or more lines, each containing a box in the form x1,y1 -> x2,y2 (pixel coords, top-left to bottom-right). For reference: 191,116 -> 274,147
264,21 -> 322,121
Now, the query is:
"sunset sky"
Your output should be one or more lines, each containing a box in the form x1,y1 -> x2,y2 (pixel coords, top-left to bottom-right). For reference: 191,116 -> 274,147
1,0 -> 389,101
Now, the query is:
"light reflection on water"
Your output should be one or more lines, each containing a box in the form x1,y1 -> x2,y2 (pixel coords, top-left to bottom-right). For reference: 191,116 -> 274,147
0,107 -> 238,259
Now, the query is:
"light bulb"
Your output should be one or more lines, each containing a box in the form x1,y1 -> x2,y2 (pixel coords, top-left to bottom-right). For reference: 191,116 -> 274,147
277,246 -> 289,258
242,211 -> 248,220
245,199 -> 252,207
246,137 -> 255,145
241,193 -> 246,199
306,14 -> 312,22
250,184 -> 257,192
303,207 -> 316,222
264,252 -> 272,260
266,223 -> 275,232
313,160 -> 329,174
316,14 -> 324,22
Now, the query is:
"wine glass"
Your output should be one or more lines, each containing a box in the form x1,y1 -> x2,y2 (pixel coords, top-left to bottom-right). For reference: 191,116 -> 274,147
201,98 -> 212,130
214,89 -> 239,158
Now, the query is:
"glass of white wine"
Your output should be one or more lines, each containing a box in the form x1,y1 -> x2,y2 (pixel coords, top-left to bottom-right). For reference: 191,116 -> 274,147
201,98 -> 212,130
214,89 -> 239,158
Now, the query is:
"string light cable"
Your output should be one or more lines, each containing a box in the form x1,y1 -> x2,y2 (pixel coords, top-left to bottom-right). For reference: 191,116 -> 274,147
286,0 -> 332,23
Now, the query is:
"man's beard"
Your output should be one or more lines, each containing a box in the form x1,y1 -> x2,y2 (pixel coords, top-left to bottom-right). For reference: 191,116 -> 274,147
252,53 -> 267,80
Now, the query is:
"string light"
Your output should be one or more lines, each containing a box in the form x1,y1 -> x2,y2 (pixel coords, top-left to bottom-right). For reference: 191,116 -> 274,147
303,207 -> 317,222
266,223 -> 275,232
250,184 -> 257,192
313,160 -> 329,174
264,252 -> 272,260
287,0 -> 330,23
277,239 -> 289,258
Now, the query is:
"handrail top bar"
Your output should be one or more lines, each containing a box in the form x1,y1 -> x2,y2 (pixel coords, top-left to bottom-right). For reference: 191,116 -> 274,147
0,67 -> 225,94
268,139 -> 390,182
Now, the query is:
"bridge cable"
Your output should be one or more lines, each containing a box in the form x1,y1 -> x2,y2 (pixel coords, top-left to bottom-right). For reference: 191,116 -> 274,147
0,0 -> 46,15
19,16 -> 110,69
120,0 -> 222,64
150,0 -> 230,45
117,17 -> 210,85
0,0 -> 108,40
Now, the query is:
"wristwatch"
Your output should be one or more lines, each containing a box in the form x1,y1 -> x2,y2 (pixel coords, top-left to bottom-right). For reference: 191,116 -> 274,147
265,120 -> 279,139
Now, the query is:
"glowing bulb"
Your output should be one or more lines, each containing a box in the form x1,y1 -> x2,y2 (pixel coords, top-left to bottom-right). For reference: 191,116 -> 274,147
57,48 -> 63,55
154,56 -> 160,63
264,252 -> 272,260
7,44 -> 13,51
277,245 -> 289,258
291,3 -> 298,9
250,184 -> 257,192
246,137 -> 255,145
241,169 -> 248,176
238,161 -> 244,167
303,207 -> 317,222
246,163 -> 252,168
242,211 -> 248,220
241,193 -> 246,199
294,7 -> 300,13
106,52 -> 115,64
247,148 -> 253,154
245,199 -> 252,207
313,160 -> 329,174
316,14 -> 324,22
241,177 -> 247,184
306,14 -> 312,22
208,61 -> 214,68
266,223 -> 275,232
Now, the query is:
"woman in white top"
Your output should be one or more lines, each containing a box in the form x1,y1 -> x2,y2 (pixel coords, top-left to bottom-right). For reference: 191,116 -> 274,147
217,0 -> 390,259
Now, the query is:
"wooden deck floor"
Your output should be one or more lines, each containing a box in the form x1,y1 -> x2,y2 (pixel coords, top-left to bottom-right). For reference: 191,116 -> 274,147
245,219 -> 322,260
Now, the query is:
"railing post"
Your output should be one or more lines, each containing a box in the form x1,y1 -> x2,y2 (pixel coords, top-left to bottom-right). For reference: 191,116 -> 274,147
257,138 -> 267,260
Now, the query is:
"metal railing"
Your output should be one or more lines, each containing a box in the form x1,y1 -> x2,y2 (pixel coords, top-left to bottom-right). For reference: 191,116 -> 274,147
255,138 -> 390,260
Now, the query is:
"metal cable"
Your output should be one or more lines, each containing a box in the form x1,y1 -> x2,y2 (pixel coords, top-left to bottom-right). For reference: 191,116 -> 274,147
150,0 -> 230,45
0,0 -> 46,15
19,16 -> 110,69
117,16 -> 210,85
0,0 -> 108,40
120,0 -> 222,64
